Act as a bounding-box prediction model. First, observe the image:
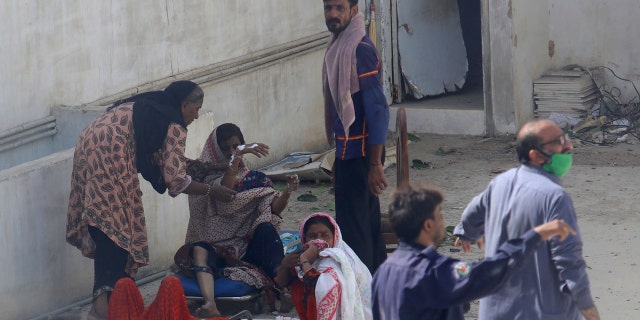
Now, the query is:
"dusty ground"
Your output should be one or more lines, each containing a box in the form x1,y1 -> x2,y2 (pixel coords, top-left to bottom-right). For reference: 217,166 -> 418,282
278,132 -> 640,320
60,132 -> 640,319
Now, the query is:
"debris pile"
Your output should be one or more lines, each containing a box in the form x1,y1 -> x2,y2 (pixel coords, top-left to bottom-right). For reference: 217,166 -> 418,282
534,69 -> 599,118
535,65 -> 640,145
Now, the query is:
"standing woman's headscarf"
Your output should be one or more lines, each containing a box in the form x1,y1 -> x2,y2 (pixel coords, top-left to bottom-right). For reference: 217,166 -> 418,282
109,80 -> 201,193
298,213 -> 373,320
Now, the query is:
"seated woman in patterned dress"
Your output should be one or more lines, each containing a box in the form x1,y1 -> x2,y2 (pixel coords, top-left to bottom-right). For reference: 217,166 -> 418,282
174,123 -> 299,318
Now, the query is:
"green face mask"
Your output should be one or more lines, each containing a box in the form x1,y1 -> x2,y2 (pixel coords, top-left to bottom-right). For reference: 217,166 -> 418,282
542,153 -> 573,177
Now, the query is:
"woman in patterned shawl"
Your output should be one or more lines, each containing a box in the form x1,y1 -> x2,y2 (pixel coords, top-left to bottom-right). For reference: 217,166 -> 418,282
275,213 -> 373,320
175,123 -> 299,318
66,81 -> 236,320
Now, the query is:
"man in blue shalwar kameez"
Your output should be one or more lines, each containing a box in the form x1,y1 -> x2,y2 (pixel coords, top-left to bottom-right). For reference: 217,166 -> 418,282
322,0 -> 390,274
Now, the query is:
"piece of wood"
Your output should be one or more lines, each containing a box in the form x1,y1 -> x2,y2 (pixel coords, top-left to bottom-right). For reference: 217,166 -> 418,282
396,107 -> 409,187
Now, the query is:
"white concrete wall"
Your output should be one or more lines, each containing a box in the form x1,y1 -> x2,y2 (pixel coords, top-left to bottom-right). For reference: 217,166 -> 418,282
512,0 -> 551,126
549,1 -> 606,68
0,150 -> 78,320
549,0 -> 640,103
488,0 -> 640,133
0,0 -> 333,318
485,0 -> 552,134
484,0 -> 517,134
0,0 -> 325,140
51,49 -> 328,172
0,113 -> 215,320
0,36 -> 327,320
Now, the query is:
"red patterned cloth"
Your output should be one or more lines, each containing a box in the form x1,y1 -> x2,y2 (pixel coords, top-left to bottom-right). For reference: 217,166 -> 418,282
107,278 -> 144,320
142,276 -> 198,320
107,276 -> 230,320
290,267 -> 322,320
316,268 -> 341,320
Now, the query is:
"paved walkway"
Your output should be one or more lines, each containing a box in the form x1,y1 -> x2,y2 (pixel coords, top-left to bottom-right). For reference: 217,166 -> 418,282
47,271 -> 300,320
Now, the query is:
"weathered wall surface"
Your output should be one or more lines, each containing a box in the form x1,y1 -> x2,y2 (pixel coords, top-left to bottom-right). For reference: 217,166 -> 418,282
0,1 -> 331,318
549,0 -> 640,102
512,0 -> 551,126
0,113 -> 213,320
484,0 -> 517,134
487,0 -> 640,133
0,0 -> 328,167
0,0 -> 324,127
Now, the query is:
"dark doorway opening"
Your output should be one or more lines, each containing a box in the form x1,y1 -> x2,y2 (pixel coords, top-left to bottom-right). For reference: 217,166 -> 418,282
458,0 -> 483,91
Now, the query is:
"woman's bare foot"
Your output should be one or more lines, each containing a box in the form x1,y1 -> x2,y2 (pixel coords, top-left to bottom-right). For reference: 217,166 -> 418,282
195,300 -> 222,318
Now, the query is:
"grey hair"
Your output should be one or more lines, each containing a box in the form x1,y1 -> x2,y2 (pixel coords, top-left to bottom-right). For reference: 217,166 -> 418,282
183,86 -> 204,105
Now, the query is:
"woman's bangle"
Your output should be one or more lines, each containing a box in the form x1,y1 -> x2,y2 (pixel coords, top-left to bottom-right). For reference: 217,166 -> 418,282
204,184 -> 211,196
370,162 -> 382,167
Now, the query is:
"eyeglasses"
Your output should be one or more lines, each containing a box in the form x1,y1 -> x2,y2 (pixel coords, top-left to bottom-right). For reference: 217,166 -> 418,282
540,133 -> 570,146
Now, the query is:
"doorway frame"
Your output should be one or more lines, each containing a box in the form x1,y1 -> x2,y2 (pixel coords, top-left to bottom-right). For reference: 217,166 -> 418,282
383,0 -> 495,135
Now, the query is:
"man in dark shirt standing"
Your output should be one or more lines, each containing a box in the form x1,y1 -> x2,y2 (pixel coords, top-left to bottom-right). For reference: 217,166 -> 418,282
322,0 -> 389,273
372,184 -> 576,320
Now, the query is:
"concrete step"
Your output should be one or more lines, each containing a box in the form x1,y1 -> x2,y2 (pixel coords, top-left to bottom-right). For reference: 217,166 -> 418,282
388,86 -> 485,135
390,105 -> 484,135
